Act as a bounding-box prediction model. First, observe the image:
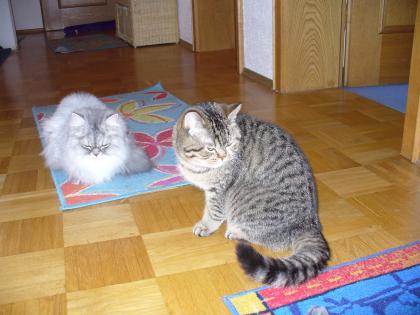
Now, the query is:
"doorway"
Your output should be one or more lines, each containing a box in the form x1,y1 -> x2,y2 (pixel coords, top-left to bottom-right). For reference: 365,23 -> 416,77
342,0 -> 416,113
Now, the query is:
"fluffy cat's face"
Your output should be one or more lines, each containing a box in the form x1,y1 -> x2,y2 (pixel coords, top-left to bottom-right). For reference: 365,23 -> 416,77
69,112 -> 125,159
177,102 -> 241,168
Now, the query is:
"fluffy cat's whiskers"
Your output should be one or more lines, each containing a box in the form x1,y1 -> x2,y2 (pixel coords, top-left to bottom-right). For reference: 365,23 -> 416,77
41,92 -> 152,184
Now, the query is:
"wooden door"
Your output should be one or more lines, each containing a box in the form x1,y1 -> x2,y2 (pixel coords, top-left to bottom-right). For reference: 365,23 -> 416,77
192,0 -> 236,52
41,0 -> 117,31
345,0 -> 416,86
274,0 -> 344,93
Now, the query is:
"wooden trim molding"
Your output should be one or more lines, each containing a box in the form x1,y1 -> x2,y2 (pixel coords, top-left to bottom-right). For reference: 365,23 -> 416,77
236,0 -> 244,74
191,0 -> 197,51
339,0 -> 348,86
380,25 -> 415,34
401,0 -> 420,163
273,0 -> 280,91
58,0 -> 107,9
242,67 -> 273,89
16,28 -> 45,34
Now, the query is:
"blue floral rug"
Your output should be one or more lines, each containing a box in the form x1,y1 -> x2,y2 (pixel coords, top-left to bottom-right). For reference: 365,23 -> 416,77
224,241 -> 420,315
32,83 -> 189,210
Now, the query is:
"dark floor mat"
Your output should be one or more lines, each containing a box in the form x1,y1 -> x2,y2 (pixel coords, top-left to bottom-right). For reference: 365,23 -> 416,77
47,34 -> 129,54
64,21 -> 116,36
0,48 -> 12,65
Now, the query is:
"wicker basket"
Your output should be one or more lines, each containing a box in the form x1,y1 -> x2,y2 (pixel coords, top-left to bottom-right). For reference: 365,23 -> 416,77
115,0 -> 179,47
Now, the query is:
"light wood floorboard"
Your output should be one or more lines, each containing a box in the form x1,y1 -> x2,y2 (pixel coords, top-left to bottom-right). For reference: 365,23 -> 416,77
0,32 -> 418,314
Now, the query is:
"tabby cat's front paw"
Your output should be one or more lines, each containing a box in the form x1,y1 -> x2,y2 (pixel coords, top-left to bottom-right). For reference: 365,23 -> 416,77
193,221 -> 216,237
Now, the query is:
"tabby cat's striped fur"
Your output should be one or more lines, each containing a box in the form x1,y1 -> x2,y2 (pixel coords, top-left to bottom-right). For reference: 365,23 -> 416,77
173,102 -> 329,287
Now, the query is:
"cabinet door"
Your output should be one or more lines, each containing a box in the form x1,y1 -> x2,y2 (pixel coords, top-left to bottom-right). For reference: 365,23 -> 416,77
192,0 -> 236,52
345,0 -> 416,86
274,0 -> 343,93
115,3 -> 133,43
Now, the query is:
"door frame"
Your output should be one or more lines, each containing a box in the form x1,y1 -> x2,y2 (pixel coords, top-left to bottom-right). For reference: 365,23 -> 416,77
401,0 -> 420,163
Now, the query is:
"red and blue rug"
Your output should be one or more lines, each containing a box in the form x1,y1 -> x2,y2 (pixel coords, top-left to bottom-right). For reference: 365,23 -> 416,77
32,83 -> 188,210
224,241 -> 420,315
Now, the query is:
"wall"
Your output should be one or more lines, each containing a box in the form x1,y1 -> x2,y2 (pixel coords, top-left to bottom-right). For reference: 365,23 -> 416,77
11,0 -> 44,31
178,0 -> 193,44
0,0 -> 17,50
243,0 -> 273,79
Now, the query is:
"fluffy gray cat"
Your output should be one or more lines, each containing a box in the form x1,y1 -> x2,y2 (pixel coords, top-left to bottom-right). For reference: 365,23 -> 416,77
42,92 -> 152,184
173,102 -> 329,287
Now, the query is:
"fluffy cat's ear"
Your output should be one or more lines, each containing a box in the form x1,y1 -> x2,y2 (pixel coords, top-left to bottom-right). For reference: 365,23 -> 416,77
221,103 -> 242,121
183,111 -> 211,142
70,112 -> 85,128
105,113 -> 121,127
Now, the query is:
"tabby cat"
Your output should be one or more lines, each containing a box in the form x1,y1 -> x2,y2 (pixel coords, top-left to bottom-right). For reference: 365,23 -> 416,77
173,102 -> 329,287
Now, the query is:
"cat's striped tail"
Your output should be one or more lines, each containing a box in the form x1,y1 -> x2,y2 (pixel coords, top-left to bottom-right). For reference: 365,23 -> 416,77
236,232 -> 329,287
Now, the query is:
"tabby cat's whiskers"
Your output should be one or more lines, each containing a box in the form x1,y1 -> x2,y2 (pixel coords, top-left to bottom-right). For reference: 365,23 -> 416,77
173,101 -> 329,287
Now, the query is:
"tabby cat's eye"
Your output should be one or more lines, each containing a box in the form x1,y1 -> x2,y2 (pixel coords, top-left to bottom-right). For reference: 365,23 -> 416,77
206,146 -> 215,152
82,144 -> 92,150
228,143 -> 238,150
101,144 -> 110,150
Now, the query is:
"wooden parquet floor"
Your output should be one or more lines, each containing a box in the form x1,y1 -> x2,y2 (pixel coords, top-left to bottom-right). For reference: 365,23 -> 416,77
0,33 -> 419,314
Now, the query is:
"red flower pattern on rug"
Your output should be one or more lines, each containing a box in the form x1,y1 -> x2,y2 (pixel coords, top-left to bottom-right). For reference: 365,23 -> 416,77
133,128 -> 173,159
61,182 -> 117,206
149,165 -> 183,188
33,83 -> 188,209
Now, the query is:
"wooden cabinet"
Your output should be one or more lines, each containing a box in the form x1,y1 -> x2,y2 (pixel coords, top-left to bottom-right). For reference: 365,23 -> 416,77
115,0 -> 179,47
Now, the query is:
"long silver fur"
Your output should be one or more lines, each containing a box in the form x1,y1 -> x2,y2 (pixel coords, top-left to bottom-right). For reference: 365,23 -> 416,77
41,92 -> 152,184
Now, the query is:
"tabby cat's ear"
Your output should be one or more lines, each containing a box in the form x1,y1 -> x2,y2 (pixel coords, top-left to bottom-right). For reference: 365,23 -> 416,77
228,103 -> 242,121
221,103 -> 242,121
183,111 -> 205,130
105,113 -> 121,127
183,111 -> 211,140
70,112 -> 85,128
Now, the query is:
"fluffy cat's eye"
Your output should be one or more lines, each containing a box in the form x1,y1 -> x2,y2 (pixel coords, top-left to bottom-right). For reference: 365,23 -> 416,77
42,92 -> 152,185
206,146 -> 215,152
